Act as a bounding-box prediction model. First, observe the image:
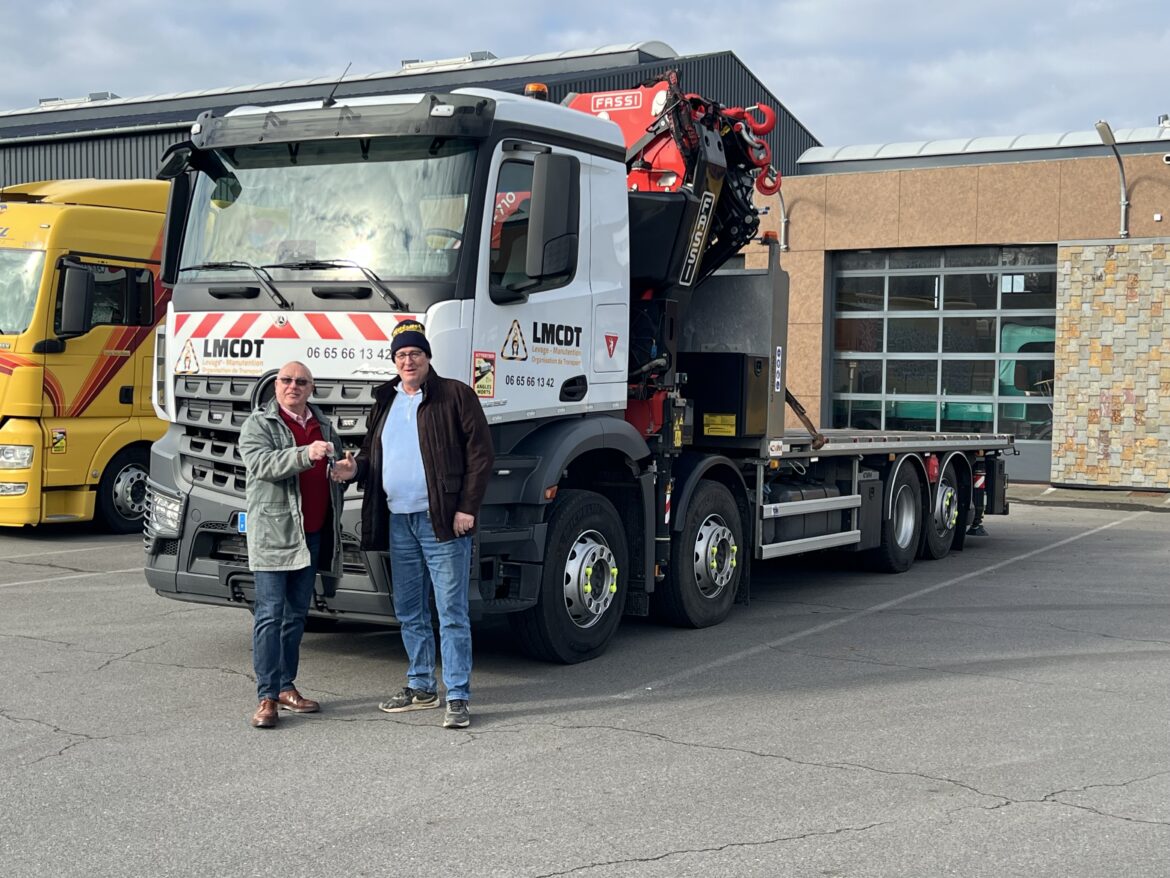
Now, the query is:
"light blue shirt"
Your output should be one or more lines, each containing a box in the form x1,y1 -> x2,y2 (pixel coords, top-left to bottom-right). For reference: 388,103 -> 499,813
381,388 -> 428,514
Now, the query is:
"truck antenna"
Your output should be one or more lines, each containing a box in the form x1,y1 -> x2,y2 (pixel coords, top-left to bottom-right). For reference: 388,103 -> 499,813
322,62 -> 353,109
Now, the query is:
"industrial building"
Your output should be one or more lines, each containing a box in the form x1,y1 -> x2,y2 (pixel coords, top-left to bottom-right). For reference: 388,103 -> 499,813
0,43 -> 815,185
760,124 -> 1170,487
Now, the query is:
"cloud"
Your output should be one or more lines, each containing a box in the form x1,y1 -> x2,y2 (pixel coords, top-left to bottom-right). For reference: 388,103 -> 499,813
4,0 -> 1168,147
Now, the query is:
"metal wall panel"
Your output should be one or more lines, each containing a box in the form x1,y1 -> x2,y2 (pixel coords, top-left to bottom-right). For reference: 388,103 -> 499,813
1,129 -> 188,186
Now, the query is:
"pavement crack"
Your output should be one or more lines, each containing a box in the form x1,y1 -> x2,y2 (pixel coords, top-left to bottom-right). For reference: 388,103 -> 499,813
495,722 -> 1008,806
943,772 -> 1170,826
93,643 -> 163,671
0,707 -> 112,767
2,559 -> 92,574
769,646 -> 1125,694
24,735 -> 114,767
121,658 -> 254,682
1043,623 -> 1170,647
1039,771 -> 1170,826
533,822 -> 887,877
0,632 -> 79,648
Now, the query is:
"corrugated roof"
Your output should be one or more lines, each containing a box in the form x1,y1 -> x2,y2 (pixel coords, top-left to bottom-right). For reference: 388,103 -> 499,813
799,125 -> 1170,165
0,42 -> 678,120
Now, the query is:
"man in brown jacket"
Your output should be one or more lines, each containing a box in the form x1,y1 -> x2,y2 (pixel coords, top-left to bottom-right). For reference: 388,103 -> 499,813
331,320 -> 492,728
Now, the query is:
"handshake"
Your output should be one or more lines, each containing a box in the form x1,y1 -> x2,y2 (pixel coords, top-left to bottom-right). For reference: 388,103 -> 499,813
306,441 -> 357,481
329,449 -> 358,482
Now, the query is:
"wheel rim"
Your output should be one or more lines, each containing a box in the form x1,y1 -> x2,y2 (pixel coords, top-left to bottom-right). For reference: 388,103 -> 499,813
934,479 -> 959,536
691,514 -> 737,600
112,463 -> 148,520
562,529 -> 617,629
892,483 -> 917,549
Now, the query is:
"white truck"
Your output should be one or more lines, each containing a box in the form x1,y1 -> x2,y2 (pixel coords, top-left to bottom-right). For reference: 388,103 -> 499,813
143,76 -> 1012,662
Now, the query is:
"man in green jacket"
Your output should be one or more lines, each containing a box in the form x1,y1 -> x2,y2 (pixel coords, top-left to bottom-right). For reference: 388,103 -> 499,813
239,361 -> 345,729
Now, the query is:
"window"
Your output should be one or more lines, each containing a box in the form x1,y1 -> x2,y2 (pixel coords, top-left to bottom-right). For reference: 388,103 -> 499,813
55,260 -> 155,334
0,249 -> 46,335
180,136 -> 476,282
488,159 -> 574,299
831,245 -> 1056,438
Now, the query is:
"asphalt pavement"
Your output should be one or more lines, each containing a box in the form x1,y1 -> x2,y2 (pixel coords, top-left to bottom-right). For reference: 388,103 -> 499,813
1,503 -> 1167,877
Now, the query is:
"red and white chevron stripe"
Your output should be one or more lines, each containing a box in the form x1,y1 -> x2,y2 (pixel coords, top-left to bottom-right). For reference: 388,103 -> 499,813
174,312 -> 415,341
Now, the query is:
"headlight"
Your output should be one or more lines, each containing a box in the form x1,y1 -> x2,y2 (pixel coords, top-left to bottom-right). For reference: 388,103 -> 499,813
0,445 -> 34,469
0,482 -> 28,495
146,482 -> 185,537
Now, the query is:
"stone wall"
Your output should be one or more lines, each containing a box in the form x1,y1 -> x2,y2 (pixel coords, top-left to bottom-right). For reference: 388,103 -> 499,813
1052,241 -> 1170,488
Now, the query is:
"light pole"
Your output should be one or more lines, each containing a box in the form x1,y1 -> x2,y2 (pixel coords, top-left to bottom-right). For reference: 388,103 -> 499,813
1094,120 -> 1129,239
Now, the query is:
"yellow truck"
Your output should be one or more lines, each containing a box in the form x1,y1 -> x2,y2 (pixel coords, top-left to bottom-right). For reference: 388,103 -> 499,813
0,179 -> 167,531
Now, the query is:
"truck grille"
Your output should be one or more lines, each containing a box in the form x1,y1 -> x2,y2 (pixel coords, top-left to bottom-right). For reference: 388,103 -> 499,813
174,375 -> 378,498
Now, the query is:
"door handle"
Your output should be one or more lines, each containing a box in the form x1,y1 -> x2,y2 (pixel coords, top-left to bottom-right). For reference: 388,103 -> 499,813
559,375 -> 588,402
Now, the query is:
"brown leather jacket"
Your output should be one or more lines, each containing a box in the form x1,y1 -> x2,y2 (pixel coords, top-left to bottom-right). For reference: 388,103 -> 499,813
354,368 -> 493,550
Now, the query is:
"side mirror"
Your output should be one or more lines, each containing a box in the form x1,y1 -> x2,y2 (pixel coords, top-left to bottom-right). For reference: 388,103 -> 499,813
161,173 -> 191,286
525,153 -> 580,279
60,267 -> 95,336
156,142 -> 194,180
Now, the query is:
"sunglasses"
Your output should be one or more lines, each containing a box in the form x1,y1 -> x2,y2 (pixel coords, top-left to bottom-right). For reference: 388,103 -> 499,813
276,376 -> 311,387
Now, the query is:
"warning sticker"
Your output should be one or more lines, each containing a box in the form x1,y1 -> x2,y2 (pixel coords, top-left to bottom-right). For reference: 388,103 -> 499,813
175,339 -> 200,375
703,413 -> 737,437
473,351 -> 496,399
501,320 -> 528,361
50,429 -> 67,454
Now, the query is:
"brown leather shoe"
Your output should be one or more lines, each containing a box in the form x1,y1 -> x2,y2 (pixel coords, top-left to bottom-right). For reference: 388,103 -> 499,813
251,698 -> 278,728
277,689 -> 320,713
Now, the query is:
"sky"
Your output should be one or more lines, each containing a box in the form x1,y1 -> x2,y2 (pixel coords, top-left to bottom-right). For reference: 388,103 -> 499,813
5,0 -> 1169,146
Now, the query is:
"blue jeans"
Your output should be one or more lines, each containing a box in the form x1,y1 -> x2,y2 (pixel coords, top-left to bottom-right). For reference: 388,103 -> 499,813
252,531 -> 321,701
389,512 -> 472,703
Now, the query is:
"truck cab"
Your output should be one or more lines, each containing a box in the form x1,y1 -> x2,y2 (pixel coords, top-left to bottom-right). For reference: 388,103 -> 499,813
0,180 -> 168,530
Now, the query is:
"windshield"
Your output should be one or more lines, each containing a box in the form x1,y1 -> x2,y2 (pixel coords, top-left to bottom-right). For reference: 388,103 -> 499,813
180,136 -> 477,282
0,249 -> 47,335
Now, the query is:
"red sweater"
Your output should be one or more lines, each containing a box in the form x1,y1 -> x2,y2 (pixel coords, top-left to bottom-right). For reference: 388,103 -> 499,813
278,409 -> 329,534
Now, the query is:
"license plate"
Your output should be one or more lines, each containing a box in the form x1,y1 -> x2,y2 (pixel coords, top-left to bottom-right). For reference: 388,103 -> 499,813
237,512 -> 247,534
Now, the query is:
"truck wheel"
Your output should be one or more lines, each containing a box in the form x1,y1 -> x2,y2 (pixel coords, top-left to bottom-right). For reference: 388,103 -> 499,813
867,464 -> 922,573
509,490 -> 629,664
658,481 -> 743,628
920,462 -> 961,560
97,447 -> 149,534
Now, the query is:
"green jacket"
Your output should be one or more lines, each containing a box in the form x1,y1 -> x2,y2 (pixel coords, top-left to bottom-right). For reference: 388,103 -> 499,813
238,398 -> 344,580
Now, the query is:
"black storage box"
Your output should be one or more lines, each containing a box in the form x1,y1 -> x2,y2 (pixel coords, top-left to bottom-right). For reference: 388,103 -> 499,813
677,351 -> 769,445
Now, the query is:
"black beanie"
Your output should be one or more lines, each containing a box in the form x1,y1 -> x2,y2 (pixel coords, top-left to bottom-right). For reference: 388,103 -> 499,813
390,319 -> 431,358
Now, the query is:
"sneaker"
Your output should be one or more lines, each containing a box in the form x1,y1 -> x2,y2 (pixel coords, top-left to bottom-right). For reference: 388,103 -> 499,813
378,687 -> 440,713
443,699 -> 471,729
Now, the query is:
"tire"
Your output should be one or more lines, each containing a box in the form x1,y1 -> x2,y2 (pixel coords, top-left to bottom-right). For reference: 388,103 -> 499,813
866,463 -> 922,573
509,490 -> 629,664
657,481 -> 743,628
96,447 -> 149,534
920,463 -> 961,560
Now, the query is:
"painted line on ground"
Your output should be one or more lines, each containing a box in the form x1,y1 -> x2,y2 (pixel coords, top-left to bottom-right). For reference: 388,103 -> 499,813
0,567 -> 142,590
0,544 -> 137,562
626,511 -> 1146,697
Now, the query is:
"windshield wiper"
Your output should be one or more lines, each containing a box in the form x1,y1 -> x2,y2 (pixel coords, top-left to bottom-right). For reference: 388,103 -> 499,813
262,259 -> 407,311
179,261 -> 290,309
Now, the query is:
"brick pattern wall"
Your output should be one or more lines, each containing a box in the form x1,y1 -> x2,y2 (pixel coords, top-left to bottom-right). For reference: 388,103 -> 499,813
1052,241 -> 1170,488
